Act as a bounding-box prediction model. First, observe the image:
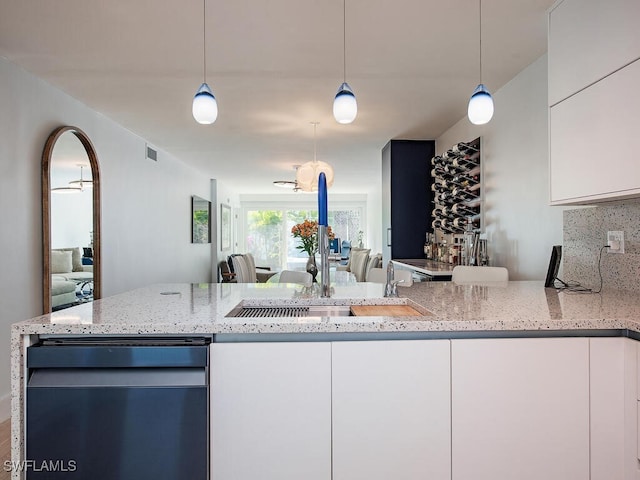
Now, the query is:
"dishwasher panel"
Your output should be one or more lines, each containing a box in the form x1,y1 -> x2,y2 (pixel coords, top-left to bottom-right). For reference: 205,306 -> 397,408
26,338 -> 209,480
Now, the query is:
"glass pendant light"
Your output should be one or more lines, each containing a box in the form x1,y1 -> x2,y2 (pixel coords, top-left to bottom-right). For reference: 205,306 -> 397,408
192,0 -> 218,124
296,123 -> 335,192
333,0 -> 357,124
468,0 -> 494,125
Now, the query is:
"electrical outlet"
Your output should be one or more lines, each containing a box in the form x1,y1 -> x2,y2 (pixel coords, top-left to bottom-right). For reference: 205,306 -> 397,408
607,231 -> 625,254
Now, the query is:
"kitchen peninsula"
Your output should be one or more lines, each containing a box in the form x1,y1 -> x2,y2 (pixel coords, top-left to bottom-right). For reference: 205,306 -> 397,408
11,281 -> 640,480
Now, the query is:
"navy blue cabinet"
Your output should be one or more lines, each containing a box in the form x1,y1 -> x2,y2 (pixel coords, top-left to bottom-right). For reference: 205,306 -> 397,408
382,140 -> 435,264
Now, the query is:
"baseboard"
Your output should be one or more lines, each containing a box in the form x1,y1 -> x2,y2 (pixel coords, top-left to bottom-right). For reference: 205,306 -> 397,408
0,393 -> 10,422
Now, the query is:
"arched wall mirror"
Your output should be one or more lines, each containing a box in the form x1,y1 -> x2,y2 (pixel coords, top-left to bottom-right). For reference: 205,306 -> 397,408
42,126 -> 101,313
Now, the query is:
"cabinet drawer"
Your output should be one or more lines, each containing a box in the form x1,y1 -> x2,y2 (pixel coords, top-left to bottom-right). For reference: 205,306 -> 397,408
550,58 -> 640,205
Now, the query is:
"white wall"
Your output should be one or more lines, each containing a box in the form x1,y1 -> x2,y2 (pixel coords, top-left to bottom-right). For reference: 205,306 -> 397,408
0,57 -> 213,411
437,55 -> 563,280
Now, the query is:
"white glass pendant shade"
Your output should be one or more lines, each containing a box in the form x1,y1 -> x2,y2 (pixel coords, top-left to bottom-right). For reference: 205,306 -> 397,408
192,83 -> 218,124
467,83 -> 494,125
333,82 -> 357,124
295,161 -> 335,192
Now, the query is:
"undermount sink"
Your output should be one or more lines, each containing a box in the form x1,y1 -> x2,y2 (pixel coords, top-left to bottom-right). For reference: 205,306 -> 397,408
226,305 -> 353,318
226,301 -> 431,318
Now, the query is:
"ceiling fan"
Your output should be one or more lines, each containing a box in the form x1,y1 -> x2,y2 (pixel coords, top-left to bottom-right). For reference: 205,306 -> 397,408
272,165 -> 302,192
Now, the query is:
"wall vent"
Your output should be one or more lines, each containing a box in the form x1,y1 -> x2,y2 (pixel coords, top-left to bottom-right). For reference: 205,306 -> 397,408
146,144 -> 158,162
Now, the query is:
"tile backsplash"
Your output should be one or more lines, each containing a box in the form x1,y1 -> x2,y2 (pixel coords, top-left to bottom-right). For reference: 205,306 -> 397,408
563,202 -> 640,292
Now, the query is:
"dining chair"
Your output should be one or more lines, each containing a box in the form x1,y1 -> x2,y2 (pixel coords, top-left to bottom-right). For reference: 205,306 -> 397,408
278,270 -> 313,287
451,266 -> 509,284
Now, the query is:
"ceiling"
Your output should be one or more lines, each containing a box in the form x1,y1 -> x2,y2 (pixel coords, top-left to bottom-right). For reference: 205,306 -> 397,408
0,0 -> 554,194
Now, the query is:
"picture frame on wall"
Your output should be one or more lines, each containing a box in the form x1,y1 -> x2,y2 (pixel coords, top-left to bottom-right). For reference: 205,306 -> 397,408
220,203 -> 231,251
191,195 -> 211,244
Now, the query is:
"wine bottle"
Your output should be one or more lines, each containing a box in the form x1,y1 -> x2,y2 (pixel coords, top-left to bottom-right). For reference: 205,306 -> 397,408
452,154 -> 480,169
451,142 -> 479,154
451,187 -> 480,201
451,202 -> 480,216
452,214 -> 480,229
461,196 -> 482,209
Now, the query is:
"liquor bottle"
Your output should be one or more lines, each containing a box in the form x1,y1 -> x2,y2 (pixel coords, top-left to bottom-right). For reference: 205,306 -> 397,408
424,233 -> 431,259
462,217 -> 478,266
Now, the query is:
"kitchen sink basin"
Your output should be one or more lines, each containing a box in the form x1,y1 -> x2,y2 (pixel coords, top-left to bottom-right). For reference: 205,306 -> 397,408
226,302 -> 431,318
226,305 -> 353,318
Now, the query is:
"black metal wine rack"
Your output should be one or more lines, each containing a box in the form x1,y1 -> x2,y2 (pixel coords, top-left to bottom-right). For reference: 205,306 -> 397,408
430,137 -> 482,234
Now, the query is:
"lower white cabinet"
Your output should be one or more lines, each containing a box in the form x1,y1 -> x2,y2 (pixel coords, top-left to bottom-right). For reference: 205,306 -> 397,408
211,336 -> 639,480
210,342 -> 332,480
332,340 -> 451,480
451,338 -> 590,480
590,337 -> 639,480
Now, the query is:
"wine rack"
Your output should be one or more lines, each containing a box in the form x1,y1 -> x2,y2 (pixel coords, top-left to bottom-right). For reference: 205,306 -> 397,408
430,137 -> 482,235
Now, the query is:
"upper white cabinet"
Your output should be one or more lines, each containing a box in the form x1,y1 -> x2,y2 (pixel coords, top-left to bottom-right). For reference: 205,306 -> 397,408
549,58 -> 640,204
548,0 -> 640,205
548,0 -> 640,106
332,340 -> 451,480
210,342 -> 332,480
451,338 -> 590,480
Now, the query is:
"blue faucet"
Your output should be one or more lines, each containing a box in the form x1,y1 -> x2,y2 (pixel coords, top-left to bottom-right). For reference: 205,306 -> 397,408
318,173 -> 330,298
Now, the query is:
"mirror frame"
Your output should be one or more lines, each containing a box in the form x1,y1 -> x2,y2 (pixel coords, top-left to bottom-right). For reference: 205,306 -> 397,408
42,126 -> 101,313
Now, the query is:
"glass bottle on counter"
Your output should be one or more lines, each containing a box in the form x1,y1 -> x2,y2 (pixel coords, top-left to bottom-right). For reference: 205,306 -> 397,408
462,217 -> 477,266
424,233 -> 431,259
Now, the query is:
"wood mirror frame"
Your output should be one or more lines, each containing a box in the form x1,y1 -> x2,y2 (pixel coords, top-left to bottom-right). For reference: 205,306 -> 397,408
42,126 -> 101,313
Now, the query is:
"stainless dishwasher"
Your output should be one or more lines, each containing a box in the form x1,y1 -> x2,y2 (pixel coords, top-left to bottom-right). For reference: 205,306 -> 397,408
26,337 -> 210,479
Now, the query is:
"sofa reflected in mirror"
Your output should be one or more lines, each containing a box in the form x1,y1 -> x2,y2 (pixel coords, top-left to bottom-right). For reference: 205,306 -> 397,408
50,247 -> 94,310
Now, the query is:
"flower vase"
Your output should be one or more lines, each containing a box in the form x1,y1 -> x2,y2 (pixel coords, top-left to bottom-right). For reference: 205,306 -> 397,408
306,255 -> 318,283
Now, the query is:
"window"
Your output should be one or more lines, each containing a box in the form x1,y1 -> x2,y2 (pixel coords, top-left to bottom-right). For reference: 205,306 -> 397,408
241,204 -> 365,270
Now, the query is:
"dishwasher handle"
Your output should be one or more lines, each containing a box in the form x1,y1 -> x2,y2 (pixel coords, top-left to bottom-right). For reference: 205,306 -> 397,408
28,367 -> 208,388
28,344 -> 209,368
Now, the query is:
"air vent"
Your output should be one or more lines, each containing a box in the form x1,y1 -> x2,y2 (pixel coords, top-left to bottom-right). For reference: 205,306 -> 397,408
146,144 -> 158,161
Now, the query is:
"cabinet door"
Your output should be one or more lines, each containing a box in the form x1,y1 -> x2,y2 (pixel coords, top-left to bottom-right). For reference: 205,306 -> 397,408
451,338 -> 589,480
548,0 -> 640,106
211,342 -> 331,480
550,58 -> 640,205
590,338 -> 639,480
332,340 -> 451,480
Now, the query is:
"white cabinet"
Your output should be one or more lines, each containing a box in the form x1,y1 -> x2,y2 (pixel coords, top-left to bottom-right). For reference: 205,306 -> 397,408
451,338 -> 590,480
332,340 -> 451,480
548,0 -> 640,106
589,337 -> 639,480
548,0 -> 640,205
549,58 -> 640,205
210,342 -> 332,480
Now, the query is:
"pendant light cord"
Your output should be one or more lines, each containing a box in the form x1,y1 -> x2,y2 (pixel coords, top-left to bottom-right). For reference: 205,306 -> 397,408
312,122 -> 318,162
478,0 -> 482,84
203,0 -> 207,83
343,0 -> 346,83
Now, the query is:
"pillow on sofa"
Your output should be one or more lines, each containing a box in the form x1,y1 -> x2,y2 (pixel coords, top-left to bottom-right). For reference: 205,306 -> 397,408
53,247 -> 83,272
51,250 -> 73,274
349,248 -> 371,282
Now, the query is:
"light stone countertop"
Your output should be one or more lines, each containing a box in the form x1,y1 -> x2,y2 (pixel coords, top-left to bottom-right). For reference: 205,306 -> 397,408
10,280 -> 640,473
10,280 -> 640,336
